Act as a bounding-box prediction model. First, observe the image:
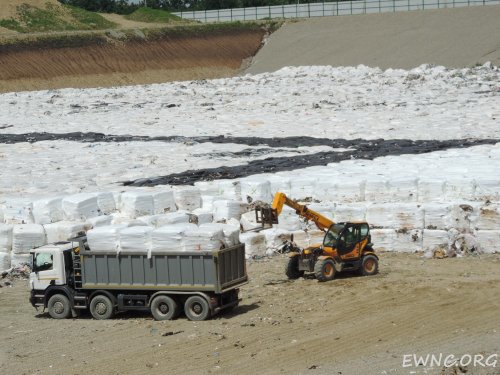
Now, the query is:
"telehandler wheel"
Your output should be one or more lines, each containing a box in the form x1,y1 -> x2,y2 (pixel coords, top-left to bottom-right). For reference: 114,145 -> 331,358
184,296 -> 211,321
285,256 -> 304,279
48,294 -> 71,319
314,259 -> 336,282
90,295 -> 115,320
360,255 -> 379,276
151,295 -> 180,321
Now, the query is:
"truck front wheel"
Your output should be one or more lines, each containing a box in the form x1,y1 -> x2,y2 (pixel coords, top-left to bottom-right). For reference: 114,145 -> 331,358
90,295 -> 115,320
48,294 -> 71,319
151,295 -> 180,321
184,296 -> 211,321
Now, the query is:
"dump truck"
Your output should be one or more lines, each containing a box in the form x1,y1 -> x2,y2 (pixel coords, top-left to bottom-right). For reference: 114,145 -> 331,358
29,235 -> 247,321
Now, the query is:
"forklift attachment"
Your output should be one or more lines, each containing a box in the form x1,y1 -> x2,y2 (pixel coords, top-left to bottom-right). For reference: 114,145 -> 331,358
255,206 -> 279,226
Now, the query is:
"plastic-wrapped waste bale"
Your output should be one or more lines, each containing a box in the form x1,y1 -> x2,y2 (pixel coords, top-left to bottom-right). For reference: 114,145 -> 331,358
475,204 -> 500,230
240,211 -> 261,232
87,225 -> 125,252
261,228 -> 292,255
193,209 -> 213,225
200,195 -> 222,211
44,221 -> 88,243
290,178 -> 317,201
10,253 -> 31,268
218,180 -> 242,200
152,190 -> 176,214
291,230 -> 324,248
62,194 -> 100,221
365,178 -> 417,203
267,175 -> 291,196
119,226 -> 153,254
239,232 -> 266,259
12,224 -> 46,254
0,224 -> 13,252
0,206 -> 3,223
111,213 -> 149,227
240,179 -> 272,203
448,230 -> 481,257
3,199 -> 34,224
274,206 -> 305,231
370,229 -> 397,251
174,187 -> 201,211
183,226 -> 225,252
213,200 -> 243,222
151,223 -> 197,253
200,223 -> 240,247
139,211 -> 194,228
475,231 -> 500,253
120,191 -> 154,218
329,180 -> 365,203
95,192 -> 116,214
33,197 -> 63,224
422,230 -> 449,257
366,203 -> 424,229
86,215 -> 113,228
444,179 -> 475,201
474,178 -> 500,201
334,203 -> 367,222
417,179 -> 446,202
448,203 -> 480,232
194,181 -> 220,196
392,229 -> 423,253
423,203 -> 450,230
0,252 -> 11,272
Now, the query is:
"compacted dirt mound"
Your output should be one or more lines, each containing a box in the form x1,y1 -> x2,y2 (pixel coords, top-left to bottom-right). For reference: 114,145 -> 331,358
0,27 -> 267,92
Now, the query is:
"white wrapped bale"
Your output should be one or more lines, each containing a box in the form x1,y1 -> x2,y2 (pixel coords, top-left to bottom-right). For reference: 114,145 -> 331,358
449,203 -> 480,232
276,206 -> 304,231
417,179 -> 446,202
387,178 -> 418,203
329,180 -> 365,203
12,224 -> 46,254
444,179 -> 475,201
140,211 -> 194,227
44,221 -> 88,243
290,178 -> 317,200
119,226 -> 153,254
267,175 -> 291,196
111,213 -> 149,227
423,203 -> 450,230
192,209 -> 213,225
120,191 -> 154,218
33,197 -> 63,224
291,230 -> 324,248
240,211 -> 261,232
0,252 -> 11,272
0,206 -> 3,223
334,203 -> 367,222
10,253 -> 31,268
240,179 -> 272,203
239,232 -> 266,258
153,190 -> 176,214
218,180 -> 242,200
475,231 -> 500,254
174,187 -> 201,211
95,192 -> 116,214
62,194 -> 100,221
422,229 -> 449,253
366,203 -> 424,229
363,179 -> 389,202
151,223 -> 197,253
200,223 -> 240,247
392,229 -> 423,252
475,204 -> 500,230
200,195 -> 222,211
183,226 -> 225,252
213,200 -> 243,222
448,231 -> 481,256
370,229 -> 397,251
3,199 -> 34,224
87,225 -> 124,252
474,178 -> 500,201
86,215 -> 113,228
194,180 -> 220,196
261,228 -> 292,253
0,224 -> 13,253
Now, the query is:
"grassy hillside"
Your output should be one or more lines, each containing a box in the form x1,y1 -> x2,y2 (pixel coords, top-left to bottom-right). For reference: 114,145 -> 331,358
124,7 -> 187,24
0,2 -> 116,33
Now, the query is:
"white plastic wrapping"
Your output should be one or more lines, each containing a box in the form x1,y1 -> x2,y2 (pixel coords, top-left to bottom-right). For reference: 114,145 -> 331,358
120,191 -> 154,218
290,178 -> 317,200
95,192 -> 116,214
444,179 -> 475,201
417,179 -> 446,202
0,224 -> 13,253
366,178 -> 418,203
366,203 -> 424,229
12,224 -> 46,254
239,232 -> 266,258
62,193 -> 100,221
267,175 -> 291,196
449,203 -> 480,232
240,211 -> 261,232
10,253 -> 31,268
194,180 -> 220,196
333,203 -> 367,222
475,230 -> 500,254
33,197 -> 63,224
151,223 -> 197,253
291,230 -> 324,248
370,229 -> 396,251
139,211 -> 194,227
0,252 -> 11,272
199,223 -> 240,247
153,190 -> 176,214
218,180 -> 242,200
260,228 -> 292,254
474,178 -> 500,201
87,225 -> 125,252
192,209 -> 213,225
86,215 -> 113,228
475,204 -> 500,230
422,229 -> 449,252
328,180 -> 365,203
119,226 -> 153,254
275,206 -> 305,231
423,203 -> 450,230
240,179 -> 272,203
213,200 -> 243,222
174,187 -> 201,211
111,213 -> 149,227
183,226 -> 225,252
44,221 -> 88,243
3,199 -> 34,224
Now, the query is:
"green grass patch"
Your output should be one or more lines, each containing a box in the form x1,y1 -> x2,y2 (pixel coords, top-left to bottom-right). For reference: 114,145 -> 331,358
66,5 -> 116,29
125,7 -> 185,23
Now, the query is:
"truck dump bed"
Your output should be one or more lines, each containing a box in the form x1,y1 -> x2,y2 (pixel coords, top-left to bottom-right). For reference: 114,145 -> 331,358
79,244 -> 247,293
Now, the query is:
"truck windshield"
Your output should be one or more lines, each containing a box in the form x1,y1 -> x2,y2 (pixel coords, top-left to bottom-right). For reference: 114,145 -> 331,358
323,224 -> 345,248
34,253 -> 53,272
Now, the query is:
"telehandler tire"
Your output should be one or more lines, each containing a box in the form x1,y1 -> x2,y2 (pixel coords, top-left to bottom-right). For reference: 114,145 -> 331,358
360,255 -> 379,276
48,294 -> 71,319
314,258 -> 336,282
285,256 -> 304,279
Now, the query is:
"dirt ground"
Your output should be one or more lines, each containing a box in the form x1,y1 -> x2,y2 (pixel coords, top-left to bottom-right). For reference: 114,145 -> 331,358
1,252 -> 499,375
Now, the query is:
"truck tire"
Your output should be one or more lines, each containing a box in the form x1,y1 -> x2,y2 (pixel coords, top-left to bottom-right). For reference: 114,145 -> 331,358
151,295 -> 179,321
285,256 -> 304,279
48,294 -> 71,319
314,258 -> 336,282
184,296 -> 211,321
90,295 -> 115,320
360,255 -> 379,276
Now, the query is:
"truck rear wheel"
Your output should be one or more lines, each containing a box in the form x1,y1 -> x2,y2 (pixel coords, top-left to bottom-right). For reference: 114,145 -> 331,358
151,295 -> 179,321
285,256 -> 304,279
314,258 -> 336,282
48,294 -> 71,319
90,295 -> 115,320
360,255 -> 379,276
184,296 -> 211,321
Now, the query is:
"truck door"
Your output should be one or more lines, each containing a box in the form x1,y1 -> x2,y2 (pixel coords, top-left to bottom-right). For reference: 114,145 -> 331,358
32,251 -> 66,291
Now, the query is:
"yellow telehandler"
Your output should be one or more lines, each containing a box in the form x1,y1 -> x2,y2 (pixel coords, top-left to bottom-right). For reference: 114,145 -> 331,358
255,192 -> 379,282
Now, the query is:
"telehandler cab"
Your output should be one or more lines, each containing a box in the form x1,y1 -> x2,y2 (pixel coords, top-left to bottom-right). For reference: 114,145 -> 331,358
255,192 -> 379,282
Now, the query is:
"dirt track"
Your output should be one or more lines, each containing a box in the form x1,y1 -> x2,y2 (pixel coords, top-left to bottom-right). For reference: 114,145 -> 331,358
1,253 -> 499,375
